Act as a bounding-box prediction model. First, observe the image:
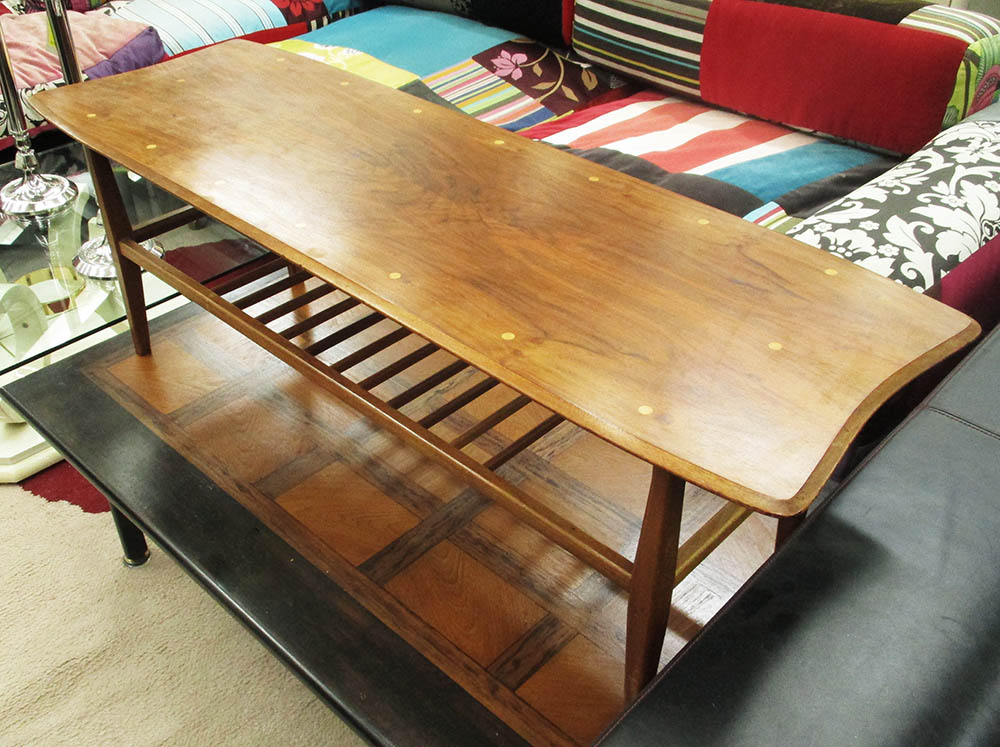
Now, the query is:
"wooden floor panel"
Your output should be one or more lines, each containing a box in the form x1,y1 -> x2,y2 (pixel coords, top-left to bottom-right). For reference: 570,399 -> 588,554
88,305 -> 778,745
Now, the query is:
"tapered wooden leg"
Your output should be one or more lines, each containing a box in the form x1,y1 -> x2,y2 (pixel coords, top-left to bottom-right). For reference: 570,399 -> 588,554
775,510 -> 806,551
110,505 -> 149,566
625,466 -> 685,702
83,148 -> 151,356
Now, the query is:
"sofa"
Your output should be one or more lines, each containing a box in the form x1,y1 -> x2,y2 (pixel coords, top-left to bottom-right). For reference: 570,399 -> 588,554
598,321 -> 1000,745
267,0 -> 1000,336
0,0 -> 353,150
7,0 -> 1000,339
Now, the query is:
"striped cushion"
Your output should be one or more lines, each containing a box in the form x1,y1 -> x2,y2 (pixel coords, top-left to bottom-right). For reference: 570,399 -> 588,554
108,0 -> 287,54
900,5 -> 1000,124
572,0 -> 709,99
423,59 -> 558,131
524,89 -> 887,208
106,0 -> 335,55
573,0 -> 1000,154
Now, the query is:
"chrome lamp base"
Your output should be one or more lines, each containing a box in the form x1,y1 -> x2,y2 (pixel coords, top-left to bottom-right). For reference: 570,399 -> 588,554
73,233 -> 164,280
1,171 -> 78,230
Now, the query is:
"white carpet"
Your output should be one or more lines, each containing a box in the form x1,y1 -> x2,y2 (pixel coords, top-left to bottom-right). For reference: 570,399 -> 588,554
0,484 -> 366,746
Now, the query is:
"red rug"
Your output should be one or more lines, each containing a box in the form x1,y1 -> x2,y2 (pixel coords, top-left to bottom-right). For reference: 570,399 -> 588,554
21,461 -> 109,513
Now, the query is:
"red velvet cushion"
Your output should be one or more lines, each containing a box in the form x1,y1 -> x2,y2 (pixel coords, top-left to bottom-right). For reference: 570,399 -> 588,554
700,0 -> 969,154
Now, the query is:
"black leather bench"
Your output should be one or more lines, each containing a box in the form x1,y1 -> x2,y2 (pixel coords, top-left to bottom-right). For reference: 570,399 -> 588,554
599,325 -> 1000,745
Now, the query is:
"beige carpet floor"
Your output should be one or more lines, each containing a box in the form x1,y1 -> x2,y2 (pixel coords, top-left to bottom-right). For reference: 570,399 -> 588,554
0,483 -> 365,746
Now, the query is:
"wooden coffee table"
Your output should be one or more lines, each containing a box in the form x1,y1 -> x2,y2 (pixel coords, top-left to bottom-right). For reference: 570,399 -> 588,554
30,40 -> 979,700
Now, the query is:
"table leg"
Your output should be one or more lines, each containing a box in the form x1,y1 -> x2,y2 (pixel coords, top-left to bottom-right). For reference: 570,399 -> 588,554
775,510 -> 806,551
110,505 -> 149,566
82,148 -> 151,356
625,465 -> 685,702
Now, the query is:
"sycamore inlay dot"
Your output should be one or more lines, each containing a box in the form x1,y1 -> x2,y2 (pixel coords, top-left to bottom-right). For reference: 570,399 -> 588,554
413,108 -> 423,114
501,332 -> 516,341
697,218 -> 710,225
588,176 -> 600,182
768,342 -> 783,351
494,139 -> 505,145
825,268 -> 838,276
145,144 -> 157,150
638,405 -> 654,416
86,113 -> 96,118
389,272 -> 402,280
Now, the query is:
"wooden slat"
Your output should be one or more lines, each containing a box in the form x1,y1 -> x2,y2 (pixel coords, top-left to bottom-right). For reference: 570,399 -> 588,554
212,255 -> 290,296
279,297 -> 361,340
132,205 -> 202,243
233,270 -> 311,309
674,503 -> 753,585
484,415 -> 564,471
305,311 -> 385,357
358,343 -> 438,390
253,283 -> 336,324
452,396 -> 532,450
419,377 -> 500,429
387,360 -> 469,410
118,238 -> 634,588
332,327 -> 412,373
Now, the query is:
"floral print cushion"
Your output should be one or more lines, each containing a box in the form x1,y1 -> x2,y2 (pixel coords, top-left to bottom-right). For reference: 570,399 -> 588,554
472,41 -> 628,116
788,118 -> 1000,292
422,40 -> 632,132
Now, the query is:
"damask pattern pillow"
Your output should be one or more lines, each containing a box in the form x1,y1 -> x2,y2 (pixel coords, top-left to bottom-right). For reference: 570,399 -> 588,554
786,118 -> 1000,293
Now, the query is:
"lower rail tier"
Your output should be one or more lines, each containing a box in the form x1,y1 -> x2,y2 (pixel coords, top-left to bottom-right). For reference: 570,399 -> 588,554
120,239 -> 753,595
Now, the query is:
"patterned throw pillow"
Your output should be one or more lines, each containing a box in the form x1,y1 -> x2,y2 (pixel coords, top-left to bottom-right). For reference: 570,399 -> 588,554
573,0 -> 1000,155
388,0 -> 573,47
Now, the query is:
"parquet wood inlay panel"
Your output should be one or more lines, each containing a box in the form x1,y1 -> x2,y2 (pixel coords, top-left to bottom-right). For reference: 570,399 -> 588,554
186,396 -> 318,484
517,635 -> 626,744
83,307 -> 779,744
107,338 -> 226,413
276,461 -> 422,566
385,541 -> 548,667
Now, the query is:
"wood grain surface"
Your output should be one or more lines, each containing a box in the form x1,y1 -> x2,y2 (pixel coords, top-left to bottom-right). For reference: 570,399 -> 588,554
72,304 -> 782,744
31,39 -> 978,516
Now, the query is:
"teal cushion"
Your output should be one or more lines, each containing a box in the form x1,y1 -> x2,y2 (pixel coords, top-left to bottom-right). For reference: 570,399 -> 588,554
299,5 -> 516,76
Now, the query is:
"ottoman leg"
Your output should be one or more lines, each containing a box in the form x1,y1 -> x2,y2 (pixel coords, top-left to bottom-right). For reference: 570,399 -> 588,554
110,505 -> 149,567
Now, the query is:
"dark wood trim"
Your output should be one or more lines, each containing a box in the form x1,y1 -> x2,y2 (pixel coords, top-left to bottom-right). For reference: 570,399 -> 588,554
1,308 -> 530,747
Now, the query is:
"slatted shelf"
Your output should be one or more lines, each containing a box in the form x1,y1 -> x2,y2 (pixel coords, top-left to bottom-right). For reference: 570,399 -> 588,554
121,242 -> 755,594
